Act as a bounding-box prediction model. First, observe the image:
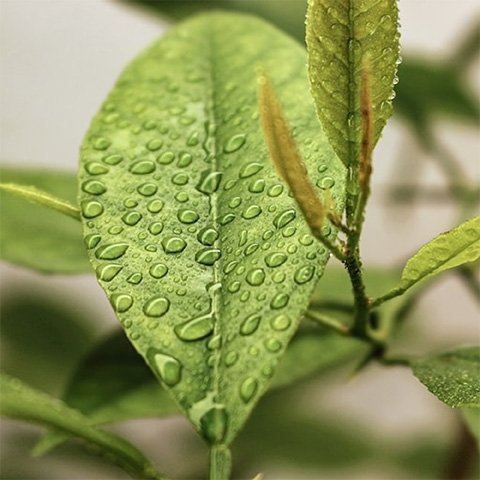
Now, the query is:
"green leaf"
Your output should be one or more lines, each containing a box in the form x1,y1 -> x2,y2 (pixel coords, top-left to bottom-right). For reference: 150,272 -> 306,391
462,408 -> 480,446
0,373 -> 166,480
0,167 -> 90,273
306,0 -> 400,167
411,347 -> 480,408
400,216 -> 480,291
78,12 -> 345,446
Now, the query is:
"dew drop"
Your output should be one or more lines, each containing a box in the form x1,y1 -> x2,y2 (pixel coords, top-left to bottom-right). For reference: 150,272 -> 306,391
265,252 -> 287,268
122,211 -> 142,226
172,173 -> 189,185
225,351 -> 239,366
299,234 -> 314,246
240,314 -> 261,335
200,406 -> 228,444
197,226 -> 219,246
219,213 -> 235,226
85,234 -> 101,249
157,151 -> 175,165
244,243 -> 259,255
228,281 -> 241,293
228,197 -> 242,209
103,154 -> 123,165
186,132 -> 199,147
246,269 -> 265,286
147,139 -> 163,151
148,222 -> 164,235
318,176 -> 335,189
143,296 -> 170,317
149,263 -> 168,279
95,243 -> 129,260
124,198 -> 137,208
196,170 -> 223,194
92,137 -> 111,150
81,200 -> 104,218
162,236 -> 187,254
224,133 -> 246,153
108,225 -> 123,235
195,248 -> 221,266
85,162 -> 109,175
274,209 -> 296,229
127,272 -> 143,284
96,263 -> 122,282
238,229 -> 248,247
129,159 -> 156,174
111,293 -> 133,313
147,199 -> 164,213
265,338 -> 282,352
239,162 -> 263,178
248,178 -> 265,193
178,152 -> 193,167
267,184 -> 284,197
175,313 -> 214,341
178,209 -> 199,224
81,180 -> 107,195
137,183 -> 158,197
223,260 -> 238,274
151,351 -> 182,386
239,377 -> 258,403
294,265 -> 315,284
270,293 -> 290,310
270,313 -> 291,330
242,205 -> 262,220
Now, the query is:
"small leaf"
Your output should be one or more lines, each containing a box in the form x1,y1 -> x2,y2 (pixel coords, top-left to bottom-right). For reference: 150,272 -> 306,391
0,183 -> 80,220
400,216 -> 480,291
0,373 -> 166,480
306,0 -> 400,167
0,167 -> 90,273
411,347 -> 480,408
78,12 -> 345,447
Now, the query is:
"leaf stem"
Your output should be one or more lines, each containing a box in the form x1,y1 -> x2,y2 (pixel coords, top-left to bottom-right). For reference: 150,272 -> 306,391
209,445 -> 232,480
305,309 -> 351,336
370,286 -> 405,309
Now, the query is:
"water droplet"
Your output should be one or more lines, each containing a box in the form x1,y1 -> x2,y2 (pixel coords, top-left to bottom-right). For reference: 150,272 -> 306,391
239,377 -> 258,403
273,272 -> 286,283
178,209 -> 199,224
129,160 -> 156,174
137,183 -> 158,196
238,229 -> 248,246
267,184 -> 284,197
228,197 -> 242,209
127,272 -> 143,284
96,263 -> 122,282
172,173 -> 189,185
244,243 -> 259,255
157,151 -> 175,165
299,234 -> 314,246
95,243 -> 129,260
248,178 -> 265,193
149,263 -> 168,279
151,351 -> 182,386
219,213 -> 235,226
81,180 -> 107,195
144,296 -> 170,317
225,351 -> 238,366
175,313 -> 214,341
195,248 -> 221,266
85,234 -> 101,249
197,226 -> 218,246
147,199 -> 164,213
242,205 -> 262,219
321,225 -> 332,236
111,293 -> 133,312
92,137 -> 111,150
196,170 -> 223,194
162,236 -> 187,254
270,313 -> 291,330
294,265 -> 315,284
148,222 -> 164,235
223,261 -> 238,274
265,338 -> 282,352
239,162 -> 263,178
147,139 -> 163,151
282,226 -> 296,238
143,120 -> 157,130
81,200 -> 104,218
122,211 -> 142,226
240,314 -> 261,335
224,133 -> 246,153
318,176 -> 335,189
246,269 -> 265,286
200,406 -> 228,444
85,161 -> 109,175
228,281 -> 241,293
186,132 -> 199,147
270,293 -> 290,310
223,179 -> 236,191
103,154 -> 123,165
178,152 -> 193,168
274,209 -> 296,229
124,198 -> 138,208
265,252 -> 287,268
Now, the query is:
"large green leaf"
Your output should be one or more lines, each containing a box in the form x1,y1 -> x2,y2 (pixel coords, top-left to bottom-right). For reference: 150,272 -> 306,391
412,347 -> 480,408
0,373 -> 166,480
306,0 -> 400,168
78,12 -> 345,446
0,167 -> 90,273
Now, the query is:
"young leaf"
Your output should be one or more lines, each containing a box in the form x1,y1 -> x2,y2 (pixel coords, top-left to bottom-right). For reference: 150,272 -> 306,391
306,0 -> 400,167
399,216 -> 480,291
411,347 -> 480,408
78,12 -> 345,446
0,167 -> 90,273
0,373 -> 166,480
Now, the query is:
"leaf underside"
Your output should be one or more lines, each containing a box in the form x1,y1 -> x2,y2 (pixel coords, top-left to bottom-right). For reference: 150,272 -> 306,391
306,0 -> 400,167
412,347 -> 480,408
78,12 -> 345,446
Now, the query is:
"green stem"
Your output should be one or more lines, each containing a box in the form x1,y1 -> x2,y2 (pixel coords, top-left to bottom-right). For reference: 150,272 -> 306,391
209,445 -> 231,480
305,309 -> 351,336
370,286 -> 405,309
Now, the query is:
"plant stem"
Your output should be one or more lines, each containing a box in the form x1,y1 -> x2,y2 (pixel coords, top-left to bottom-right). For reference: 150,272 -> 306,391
305,309 -> 351,335
370,287 -> 405,309
209,445 -> 231,480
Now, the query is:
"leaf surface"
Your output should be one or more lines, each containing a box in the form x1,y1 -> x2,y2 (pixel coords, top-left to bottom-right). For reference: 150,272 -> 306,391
412,347 -> 480,408
306,0 -> 400,167
0,167 -> 90,273
0,373 -> 165,479
78,13 -> 345,446
400,216 -> 480,291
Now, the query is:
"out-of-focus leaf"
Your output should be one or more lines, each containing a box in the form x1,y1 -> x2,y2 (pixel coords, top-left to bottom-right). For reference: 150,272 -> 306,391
412,347 -> 480,408
462,408 -> 480,446
0,167 -> 90,273
0,373 -> 166,480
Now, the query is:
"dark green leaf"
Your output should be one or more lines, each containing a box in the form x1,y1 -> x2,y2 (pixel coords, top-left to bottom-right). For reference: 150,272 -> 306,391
78,12 -> 345,446
0,167 -> 90,273
412,347 -> 480,408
